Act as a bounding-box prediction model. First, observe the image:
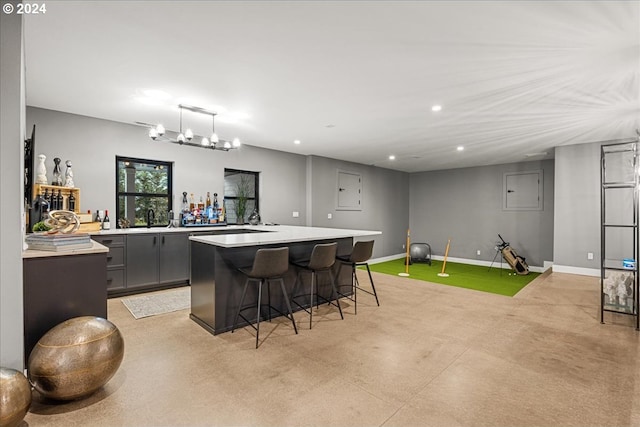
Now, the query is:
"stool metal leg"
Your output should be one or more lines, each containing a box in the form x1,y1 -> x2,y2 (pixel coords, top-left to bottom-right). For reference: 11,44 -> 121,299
279,278 -> 298,335
327,270 -> 344,319
352,264 -> 358,315
365,264 -> 380,306
232,278 -> 250,333
255,278 -> 264,349
309,271 -> 315,329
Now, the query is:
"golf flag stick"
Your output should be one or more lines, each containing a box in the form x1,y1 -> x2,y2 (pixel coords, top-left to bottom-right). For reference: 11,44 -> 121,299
399,229 -> 410,277
438,238 -> 451,277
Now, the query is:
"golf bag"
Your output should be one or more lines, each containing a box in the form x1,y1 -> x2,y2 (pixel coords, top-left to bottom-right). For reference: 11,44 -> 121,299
497,234 -> 529,275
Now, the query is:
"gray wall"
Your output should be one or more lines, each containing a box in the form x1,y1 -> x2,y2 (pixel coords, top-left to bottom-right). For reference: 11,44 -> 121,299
27,107 -> 308,227
26,108 -> 408,260
553,142 -> 601,271
1,5 -> 25,370
409,160 -> 555,267
307,155 -> 410,259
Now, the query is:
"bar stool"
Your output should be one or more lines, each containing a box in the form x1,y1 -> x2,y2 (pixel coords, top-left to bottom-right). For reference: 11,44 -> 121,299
232,247 -> 298,348
336,240 -> 379,314
291,242 -> 344,329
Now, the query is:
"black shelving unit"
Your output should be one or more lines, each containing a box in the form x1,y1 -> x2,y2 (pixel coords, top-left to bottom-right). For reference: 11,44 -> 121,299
600,140 -> 639,330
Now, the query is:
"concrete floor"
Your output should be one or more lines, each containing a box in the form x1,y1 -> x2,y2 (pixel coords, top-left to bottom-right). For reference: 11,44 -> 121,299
24,270 -> 640,426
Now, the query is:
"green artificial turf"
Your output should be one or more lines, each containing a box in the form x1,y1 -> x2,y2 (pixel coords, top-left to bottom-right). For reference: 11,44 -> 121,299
365,258 -> 540,297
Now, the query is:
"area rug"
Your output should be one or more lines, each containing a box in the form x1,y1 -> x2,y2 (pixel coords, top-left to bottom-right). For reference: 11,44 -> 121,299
366,258 -> 540,297
121,287 -> 190,319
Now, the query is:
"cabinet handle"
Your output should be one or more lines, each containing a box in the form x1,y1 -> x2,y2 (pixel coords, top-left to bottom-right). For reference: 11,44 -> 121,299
103,239 -> 113,244
162,235 -> 165,244
153,236 -> 157,245
107,256 -> 113,260
107,278 -> 113,282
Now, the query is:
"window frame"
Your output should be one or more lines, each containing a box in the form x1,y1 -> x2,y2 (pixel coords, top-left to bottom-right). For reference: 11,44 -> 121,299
115,156 -> 173,228
224,168 -> 259,224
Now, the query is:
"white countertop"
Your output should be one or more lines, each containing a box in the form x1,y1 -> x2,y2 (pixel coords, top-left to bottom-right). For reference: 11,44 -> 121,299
22,240 -> 109,259
188,225 -> 381,248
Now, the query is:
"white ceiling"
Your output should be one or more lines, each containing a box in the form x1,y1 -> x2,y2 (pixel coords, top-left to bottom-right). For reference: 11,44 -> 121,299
23,1 -> 639,173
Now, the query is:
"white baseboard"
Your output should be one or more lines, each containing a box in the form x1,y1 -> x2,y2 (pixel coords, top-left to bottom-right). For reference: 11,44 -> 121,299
369,253 -> 550,273
552,265 -> 600,277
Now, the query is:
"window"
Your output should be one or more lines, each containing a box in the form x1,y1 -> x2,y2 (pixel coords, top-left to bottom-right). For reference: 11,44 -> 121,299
116,156 -> 173,227
224,169 -> 259,224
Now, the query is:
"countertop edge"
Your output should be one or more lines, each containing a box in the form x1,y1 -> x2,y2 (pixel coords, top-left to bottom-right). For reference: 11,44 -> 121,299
22,240 -> 109,259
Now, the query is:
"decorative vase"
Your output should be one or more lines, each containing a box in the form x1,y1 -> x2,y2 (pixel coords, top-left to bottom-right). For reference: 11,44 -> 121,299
52,157 -> 62,186
64,160 -> 75,188
237,216 -> 245,225
36,154 -> 47,184
248,209 -> 260,225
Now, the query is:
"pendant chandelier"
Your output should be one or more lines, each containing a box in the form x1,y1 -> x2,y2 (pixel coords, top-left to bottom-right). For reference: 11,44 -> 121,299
148,104 -> 241,151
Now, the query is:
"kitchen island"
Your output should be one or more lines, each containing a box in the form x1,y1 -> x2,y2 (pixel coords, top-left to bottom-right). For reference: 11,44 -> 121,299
188,225 -> 381,335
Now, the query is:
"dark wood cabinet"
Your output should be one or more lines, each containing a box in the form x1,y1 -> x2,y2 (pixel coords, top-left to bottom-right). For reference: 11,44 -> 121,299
159,233 -> 190,284
95,231 -> 190,297
126,234 -> 160,288
93,235 -> 126,291
23,251 -> 108,360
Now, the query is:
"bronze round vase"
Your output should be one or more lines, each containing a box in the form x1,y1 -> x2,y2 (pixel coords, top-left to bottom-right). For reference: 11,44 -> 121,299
0,367 -> 32,427
28,316 -> 124,401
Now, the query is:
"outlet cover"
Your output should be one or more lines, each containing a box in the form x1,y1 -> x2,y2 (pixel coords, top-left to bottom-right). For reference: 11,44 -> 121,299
587,252 -> 594,260
292,211 -> 299,218
327,213 -> 332,219
476,250 -> 481,256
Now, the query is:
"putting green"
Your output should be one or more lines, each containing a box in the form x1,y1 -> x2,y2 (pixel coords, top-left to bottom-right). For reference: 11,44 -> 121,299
365,258 -> 540,296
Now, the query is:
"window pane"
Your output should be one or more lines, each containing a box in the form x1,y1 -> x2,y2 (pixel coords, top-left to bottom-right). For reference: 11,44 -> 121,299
116,156 -> 172,228
117,160 -> 168,194
118,195 -> 169,227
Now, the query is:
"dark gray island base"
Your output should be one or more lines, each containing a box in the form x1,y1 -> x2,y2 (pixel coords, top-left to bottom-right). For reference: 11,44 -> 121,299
189,237 -> 354,334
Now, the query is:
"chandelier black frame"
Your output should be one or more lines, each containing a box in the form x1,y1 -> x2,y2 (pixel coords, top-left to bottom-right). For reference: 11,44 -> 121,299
147,104 -> 241,151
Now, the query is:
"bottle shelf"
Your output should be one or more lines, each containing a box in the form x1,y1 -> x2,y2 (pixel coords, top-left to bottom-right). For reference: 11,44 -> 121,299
33,184 -> 81,213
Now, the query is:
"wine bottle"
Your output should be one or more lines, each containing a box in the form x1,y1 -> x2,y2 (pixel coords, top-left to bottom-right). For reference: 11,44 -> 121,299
68,192 -> 76,212
95,209 -> 102,223
103,210 -> 111,230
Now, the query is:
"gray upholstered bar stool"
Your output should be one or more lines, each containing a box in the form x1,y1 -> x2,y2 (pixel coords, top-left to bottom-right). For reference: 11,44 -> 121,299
232,247 -> 298,348
336,240 -> 379,314
290,242 -> 344,329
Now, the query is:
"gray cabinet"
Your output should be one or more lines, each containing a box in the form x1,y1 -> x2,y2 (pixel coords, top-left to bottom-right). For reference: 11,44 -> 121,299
93,235 -> 126,291
159,233 -> 190,284
96,231 -> 191,296
126,234 -> 160,288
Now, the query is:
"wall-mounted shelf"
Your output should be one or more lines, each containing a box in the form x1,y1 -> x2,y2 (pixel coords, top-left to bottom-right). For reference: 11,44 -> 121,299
33,184 -> 81,213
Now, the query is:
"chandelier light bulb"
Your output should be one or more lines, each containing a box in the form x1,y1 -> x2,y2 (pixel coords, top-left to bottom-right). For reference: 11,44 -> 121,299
177,133 -> 185,144
232,137 -> 241,147
156,124 -> 165,136
185,129 -> 194,141
148,128 -> 158,140
210,133 -> 219,143
224,141 -> 232,149
201,137 -> 209,146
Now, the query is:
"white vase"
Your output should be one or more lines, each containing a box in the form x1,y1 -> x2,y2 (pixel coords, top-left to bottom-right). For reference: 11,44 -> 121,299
36,154 -> 48,184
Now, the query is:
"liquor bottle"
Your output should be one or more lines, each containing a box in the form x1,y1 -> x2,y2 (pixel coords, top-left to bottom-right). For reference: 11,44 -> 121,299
95,209 -> 102,224
68,192 -> 76,212
198,196 -> 205,211
103,210 -> 111,230
189,193 -> 195,211
181,191 -> 189,213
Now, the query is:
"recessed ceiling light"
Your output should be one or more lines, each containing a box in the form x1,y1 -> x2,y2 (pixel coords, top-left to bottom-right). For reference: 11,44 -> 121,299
325,124 -> 335,128
457,146 -> 464,151
432,105 -> 442,112
294,140 -> 301,145
389,155 -> 396,160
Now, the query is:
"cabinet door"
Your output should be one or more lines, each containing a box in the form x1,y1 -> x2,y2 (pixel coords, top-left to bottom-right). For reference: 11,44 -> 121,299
126,234 -> 159,288
159,233 -> 190,284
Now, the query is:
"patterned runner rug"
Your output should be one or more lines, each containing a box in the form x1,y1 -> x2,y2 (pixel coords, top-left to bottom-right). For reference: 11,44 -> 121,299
121,287 -> 190,319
